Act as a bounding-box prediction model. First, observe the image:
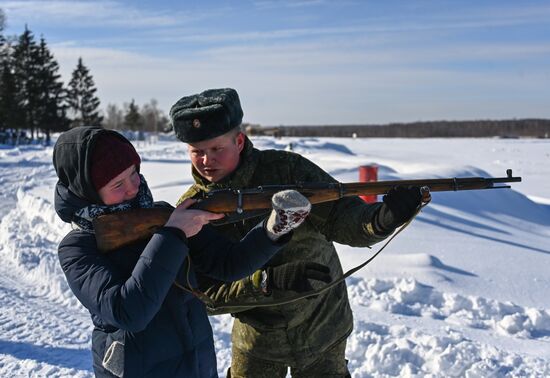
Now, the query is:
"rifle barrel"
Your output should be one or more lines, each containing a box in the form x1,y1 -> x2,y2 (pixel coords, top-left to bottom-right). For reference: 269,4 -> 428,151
195,172 -> 521,213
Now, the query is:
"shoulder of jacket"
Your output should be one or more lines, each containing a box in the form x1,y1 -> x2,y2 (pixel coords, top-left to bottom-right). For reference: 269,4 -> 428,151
177,184 -> 202,206
258,148 -> 305,164
58,229 -> 97,254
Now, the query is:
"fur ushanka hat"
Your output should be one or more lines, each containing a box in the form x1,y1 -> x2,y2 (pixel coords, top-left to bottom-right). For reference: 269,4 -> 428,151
169,88 -> 243,143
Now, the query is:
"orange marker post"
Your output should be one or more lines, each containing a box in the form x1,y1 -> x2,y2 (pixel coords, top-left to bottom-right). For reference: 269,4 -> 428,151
358,165 -> 378,203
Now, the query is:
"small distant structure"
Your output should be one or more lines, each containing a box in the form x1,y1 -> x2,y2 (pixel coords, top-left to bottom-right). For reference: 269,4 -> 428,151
244,123 -> 282,138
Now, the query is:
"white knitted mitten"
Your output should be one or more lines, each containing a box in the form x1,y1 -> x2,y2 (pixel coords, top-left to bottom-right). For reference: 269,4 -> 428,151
265,190 -> 311,241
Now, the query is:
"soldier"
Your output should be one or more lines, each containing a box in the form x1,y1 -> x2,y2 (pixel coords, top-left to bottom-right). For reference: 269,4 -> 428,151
170,88 -> 423,377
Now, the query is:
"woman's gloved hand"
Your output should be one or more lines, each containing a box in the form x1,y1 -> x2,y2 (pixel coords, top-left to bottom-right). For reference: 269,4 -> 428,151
265,189 -> 311,241
373,186 -> 422,234
267,261 -> 331,293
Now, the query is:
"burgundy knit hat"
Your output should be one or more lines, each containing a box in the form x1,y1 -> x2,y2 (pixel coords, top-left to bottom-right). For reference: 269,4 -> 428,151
90,133 -> 141,191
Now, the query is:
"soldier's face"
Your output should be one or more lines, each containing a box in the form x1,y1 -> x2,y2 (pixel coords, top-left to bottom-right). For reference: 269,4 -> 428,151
187,131 -> 245,183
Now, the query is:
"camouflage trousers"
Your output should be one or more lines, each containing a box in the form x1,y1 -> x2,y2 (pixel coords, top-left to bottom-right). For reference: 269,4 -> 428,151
227,339 -> 351,378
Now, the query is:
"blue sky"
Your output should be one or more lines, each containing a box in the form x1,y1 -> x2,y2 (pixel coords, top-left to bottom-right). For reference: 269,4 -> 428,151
2,0 -> 549,126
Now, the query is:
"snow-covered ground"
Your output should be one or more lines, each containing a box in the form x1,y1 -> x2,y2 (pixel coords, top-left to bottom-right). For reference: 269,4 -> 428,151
0,135 -> 549,377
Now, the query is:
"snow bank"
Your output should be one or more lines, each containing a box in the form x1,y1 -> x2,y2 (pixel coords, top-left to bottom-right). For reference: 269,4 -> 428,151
254,137 -> 355,156
348,277 -> 550,339
0,183 -> 75,307
347,319 -> 550,377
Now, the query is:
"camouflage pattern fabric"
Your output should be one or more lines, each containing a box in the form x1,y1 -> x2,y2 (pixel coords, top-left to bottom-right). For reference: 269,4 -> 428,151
228,339 -> 350,377
178,137 -> 389,368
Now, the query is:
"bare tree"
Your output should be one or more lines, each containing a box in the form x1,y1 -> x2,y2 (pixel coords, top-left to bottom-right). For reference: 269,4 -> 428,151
102,103 -> 124,130
141,98 -> 159,133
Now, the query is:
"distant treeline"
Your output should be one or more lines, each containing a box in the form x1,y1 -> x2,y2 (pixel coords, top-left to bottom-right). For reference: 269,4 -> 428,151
246,119 -> 550,138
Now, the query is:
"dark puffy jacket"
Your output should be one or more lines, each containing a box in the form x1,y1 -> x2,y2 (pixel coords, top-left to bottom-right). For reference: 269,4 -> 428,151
53,127 -> 287,377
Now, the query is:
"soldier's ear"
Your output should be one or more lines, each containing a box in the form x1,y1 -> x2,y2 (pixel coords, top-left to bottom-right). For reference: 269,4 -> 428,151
235,132 -> 245,153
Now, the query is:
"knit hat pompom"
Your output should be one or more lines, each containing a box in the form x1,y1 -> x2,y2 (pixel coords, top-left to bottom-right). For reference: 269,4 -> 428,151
91,133 -> 141,191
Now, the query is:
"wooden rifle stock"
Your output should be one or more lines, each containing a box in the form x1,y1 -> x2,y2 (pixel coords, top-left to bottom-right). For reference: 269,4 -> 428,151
93,169 -> 521,252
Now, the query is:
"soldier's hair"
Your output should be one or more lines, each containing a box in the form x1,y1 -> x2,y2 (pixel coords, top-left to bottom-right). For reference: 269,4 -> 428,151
227,125 -> 244,141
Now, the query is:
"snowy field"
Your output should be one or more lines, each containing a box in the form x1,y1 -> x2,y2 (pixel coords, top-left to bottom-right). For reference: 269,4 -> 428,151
0,135 -> 549,377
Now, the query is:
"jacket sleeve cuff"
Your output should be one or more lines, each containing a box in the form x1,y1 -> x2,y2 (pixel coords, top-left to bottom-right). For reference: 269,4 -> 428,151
362,221 -> 393,239
160,226 -> 187,244
246,270 -> 272,298
251,269 -> 262,289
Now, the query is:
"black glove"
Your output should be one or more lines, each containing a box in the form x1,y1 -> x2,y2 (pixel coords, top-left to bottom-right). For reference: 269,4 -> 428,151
267,261 -> 331,292
374,186 -> 422,233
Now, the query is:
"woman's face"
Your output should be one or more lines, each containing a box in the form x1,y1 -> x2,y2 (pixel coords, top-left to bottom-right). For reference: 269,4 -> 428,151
98,165 -> 140,205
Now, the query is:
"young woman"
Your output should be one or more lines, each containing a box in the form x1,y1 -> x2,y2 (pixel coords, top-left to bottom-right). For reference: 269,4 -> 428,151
52,126 -> 311,377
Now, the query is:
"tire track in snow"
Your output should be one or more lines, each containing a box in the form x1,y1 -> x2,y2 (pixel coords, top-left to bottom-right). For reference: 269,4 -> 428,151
0,267 -> 93,377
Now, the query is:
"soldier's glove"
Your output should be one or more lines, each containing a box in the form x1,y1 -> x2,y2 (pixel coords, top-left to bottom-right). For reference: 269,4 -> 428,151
265,189 -> 311,241
374,186 -> 422,234
267,261 -> 331,293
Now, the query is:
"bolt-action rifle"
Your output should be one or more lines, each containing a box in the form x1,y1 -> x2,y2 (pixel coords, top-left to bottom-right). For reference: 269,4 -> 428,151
93,169 -> 521,253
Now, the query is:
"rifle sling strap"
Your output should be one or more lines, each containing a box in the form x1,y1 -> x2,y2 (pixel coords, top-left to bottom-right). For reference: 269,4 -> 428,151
180,202 -> 428,312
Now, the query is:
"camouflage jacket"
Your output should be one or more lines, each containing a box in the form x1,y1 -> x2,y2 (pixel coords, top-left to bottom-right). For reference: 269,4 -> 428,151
178,137 -> 389,366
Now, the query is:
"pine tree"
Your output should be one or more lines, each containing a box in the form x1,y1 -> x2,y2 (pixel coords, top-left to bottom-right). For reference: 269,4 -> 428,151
0,11 -> 22,130
0,33 -> 6,67
67,57 -> 102,127
34,36 -> 69,144
11,26 -> 41,139
124,99 -> 143,131
0,8 -> 5,38
0,9 -> 6,52
0,59 -> 24,130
